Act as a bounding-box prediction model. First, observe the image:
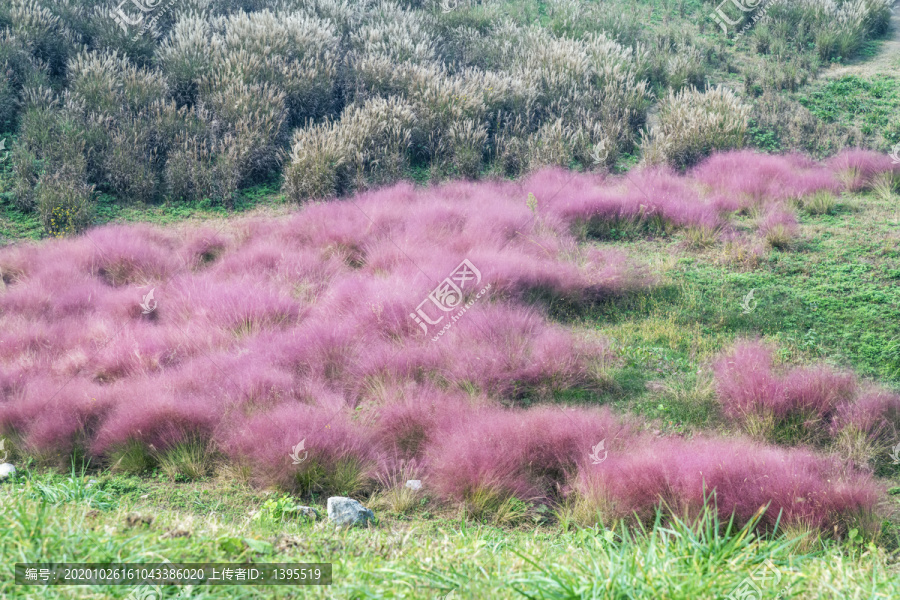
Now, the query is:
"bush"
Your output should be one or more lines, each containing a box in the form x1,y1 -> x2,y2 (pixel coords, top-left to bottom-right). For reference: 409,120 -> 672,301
284,120 -> 347,202
36,168 -> 95,237
284,96 -> 417,201
749,91 -> 861,159
641,85 -> 749,170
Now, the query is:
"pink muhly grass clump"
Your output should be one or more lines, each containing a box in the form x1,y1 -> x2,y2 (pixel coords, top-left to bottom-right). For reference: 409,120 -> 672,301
830,390 -> 900,467
831,390 -> 900,439
757,206 -> 798,248
827,149 -> 900,191
369,386 -> 478,461
91,382 -> 220,456
692,151 -> 838,202
427,405 -> 633,508
782,366 -> 857,421
86,225 -> 182,286
0,378 -> 112,459
165,274 -> 304,334
574,436 -> 881,534
714,340 -> 899,449
713,340 -> 786,420
179,229 -> 229,269
224,402 -> 376,495
432,305 -> 610,399
539,166 -> 723,234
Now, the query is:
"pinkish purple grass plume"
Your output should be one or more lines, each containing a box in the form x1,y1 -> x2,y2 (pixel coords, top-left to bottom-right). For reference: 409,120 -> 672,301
1,151 -> 895,532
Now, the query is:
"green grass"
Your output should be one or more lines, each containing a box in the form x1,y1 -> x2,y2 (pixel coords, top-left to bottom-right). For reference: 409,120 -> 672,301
1,468 -> 898,599
798,75 -> 900,144
0,169 -> 290,243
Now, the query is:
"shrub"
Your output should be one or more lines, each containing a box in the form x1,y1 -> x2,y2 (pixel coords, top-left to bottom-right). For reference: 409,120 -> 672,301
642,85 -> 750,170
284,120 -> 347,201
446,118 -> 487,179
285,96 -> 417,200
749,91 -> 861,159
164,136 -> 219,203
36,168 -> 94,237
7,0 -> 74,77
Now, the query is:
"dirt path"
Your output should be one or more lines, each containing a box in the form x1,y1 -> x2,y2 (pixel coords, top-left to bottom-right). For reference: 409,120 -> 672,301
820,8 -> 900,79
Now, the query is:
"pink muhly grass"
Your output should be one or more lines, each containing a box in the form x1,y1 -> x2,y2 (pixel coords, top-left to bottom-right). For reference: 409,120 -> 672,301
432,304 -> 609,399
692,150 -> 838,202
827,149 -> 900,191
574,436 -> 881,534
782,365 -> 857,421
831,390 -> 900,440
0,379 -> 113,458
165,274 -> 304,334
714,341 -> 899,448
369,386 -> 479,460
91,382 -> 220,456
427,405 -> 633,506
540,166 -> 723,234
86,225 -> 182,286
180,229 -> 229,269
223,402 -> 376,494
713,340 -> 786,421
757,206 -> 798,248
0,152 -> 891,533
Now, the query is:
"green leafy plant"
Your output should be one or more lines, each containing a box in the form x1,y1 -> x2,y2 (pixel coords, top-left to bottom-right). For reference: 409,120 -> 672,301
27,460 -> 115,511
251,495 -> 316,524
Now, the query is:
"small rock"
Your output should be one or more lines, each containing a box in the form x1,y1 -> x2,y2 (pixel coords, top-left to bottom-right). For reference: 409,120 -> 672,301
405,479 -> 422,491
327,497 -> 375,528
0,463 -> 16,480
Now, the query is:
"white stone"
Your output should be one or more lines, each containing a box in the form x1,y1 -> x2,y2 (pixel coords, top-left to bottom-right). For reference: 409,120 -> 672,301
0,463 -> 16,480
327,496 -> 374,527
